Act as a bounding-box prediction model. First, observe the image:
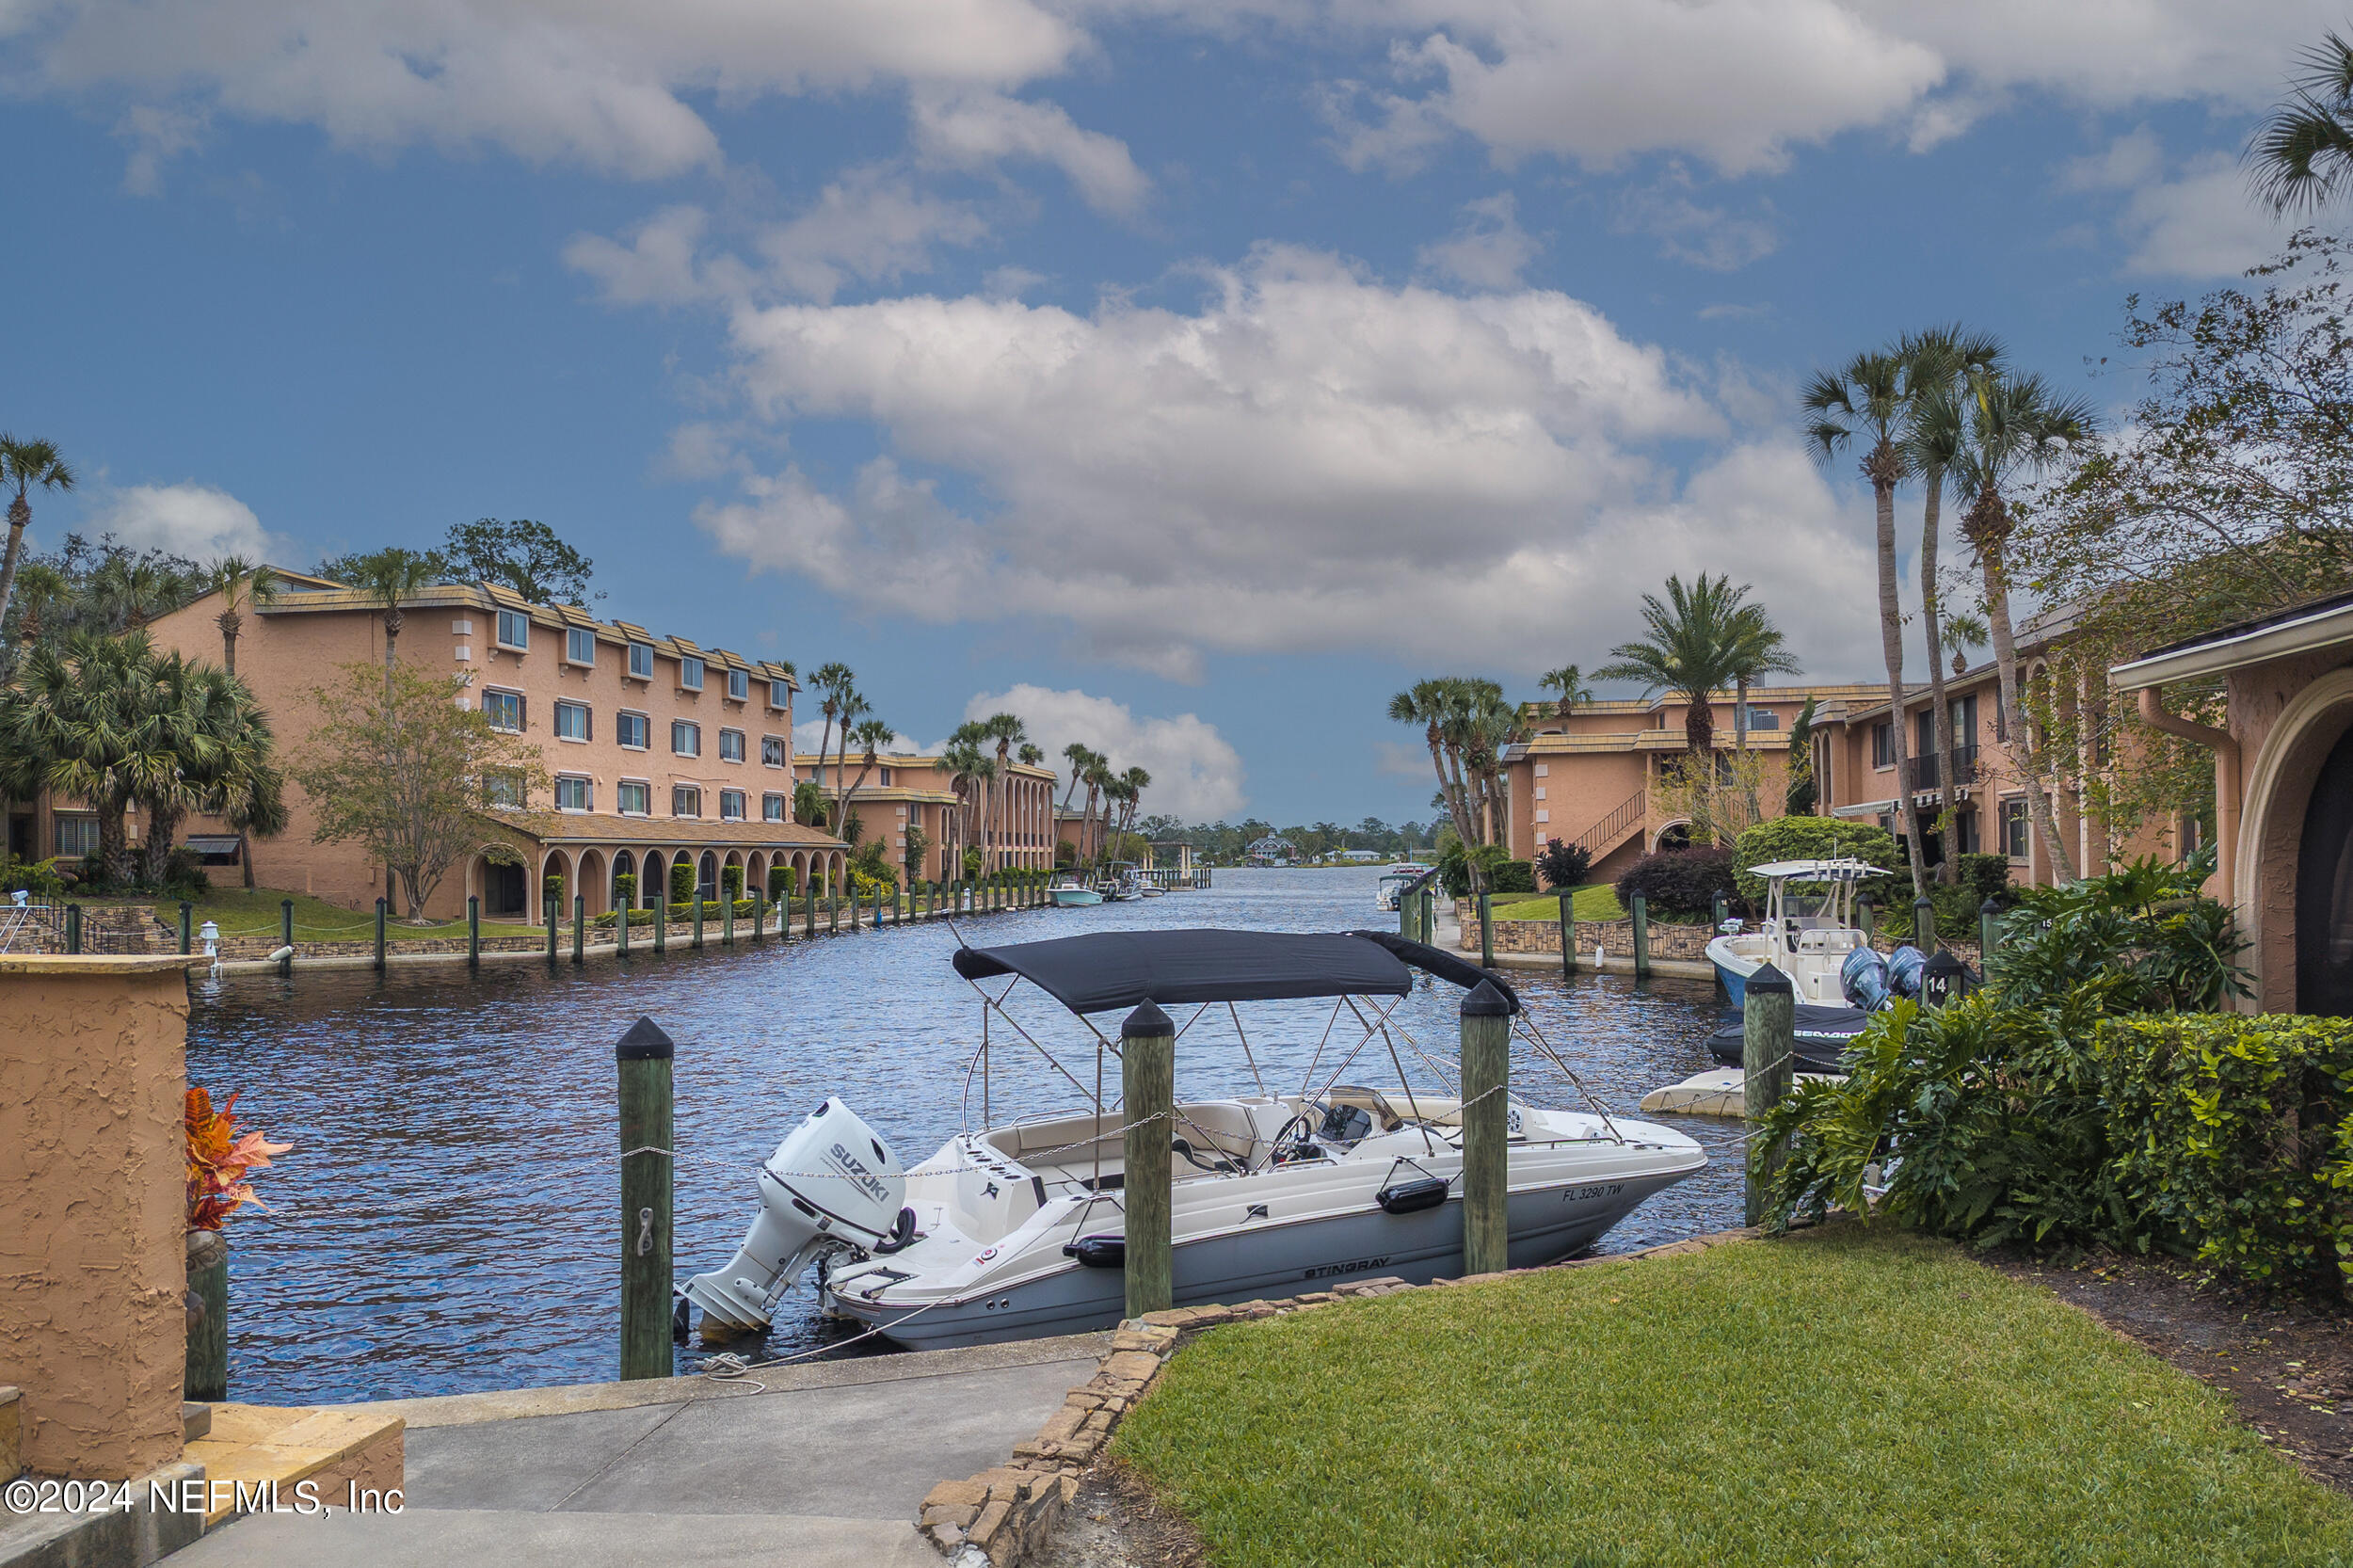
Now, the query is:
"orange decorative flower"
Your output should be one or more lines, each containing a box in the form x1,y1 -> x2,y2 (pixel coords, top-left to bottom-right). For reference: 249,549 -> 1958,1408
185,1086 -> 293,1231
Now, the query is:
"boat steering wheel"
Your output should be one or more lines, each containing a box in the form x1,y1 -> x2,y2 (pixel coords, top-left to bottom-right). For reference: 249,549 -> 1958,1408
1263,1112 -> 1321,1168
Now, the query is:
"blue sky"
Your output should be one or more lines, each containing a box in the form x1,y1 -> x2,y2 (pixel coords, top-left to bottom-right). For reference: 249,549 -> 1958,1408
0,1 -> 2325,825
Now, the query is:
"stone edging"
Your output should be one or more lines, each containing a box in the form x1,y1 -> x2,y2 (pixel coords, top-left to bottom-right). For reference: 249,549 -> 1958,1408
915,1224 -> 1765,1565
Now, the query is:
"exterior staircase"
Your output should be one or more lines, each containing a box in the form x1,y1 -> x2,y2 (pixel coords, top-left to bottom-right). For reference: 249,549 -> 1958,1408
1573,789 -> 1649,862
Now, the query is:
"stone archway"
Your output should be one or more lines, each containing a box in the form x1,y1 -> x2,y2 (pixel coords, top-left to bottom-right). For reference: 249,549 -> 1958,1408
1654,821 -> 1692,854
2239,668 -> 2353,1013
574,848 -> 609,918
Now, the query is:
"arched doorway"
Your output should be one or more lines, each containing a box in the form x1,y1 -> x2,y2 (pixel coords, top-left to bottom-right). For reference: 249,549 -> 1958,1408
613,850 -> 636,910
2297,725 -> 2353,1016
539,851 -> 569,923
575,848 -> 608,917
697,850 -> 717,901
1655,823 -> 1692,853
479,854 -> 527,920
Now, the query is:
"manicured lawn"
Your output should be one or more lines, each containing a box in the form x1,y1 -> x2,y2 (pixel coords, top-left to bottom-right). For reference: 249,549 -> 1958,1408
120,887 -> 543,941
1113,1225 -> 2353,1568
1491,883 -> 1625,923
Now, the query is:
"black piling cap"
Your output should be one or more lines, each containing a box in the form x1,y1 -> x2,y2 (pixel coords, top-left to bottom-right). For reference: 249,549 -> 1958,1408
1463,978 -> 1513,1017
1122,999 -> 1175,1039
1746,963 -> 1794,996
616,1016 -> 676,1061
1979,897 -> 2005,916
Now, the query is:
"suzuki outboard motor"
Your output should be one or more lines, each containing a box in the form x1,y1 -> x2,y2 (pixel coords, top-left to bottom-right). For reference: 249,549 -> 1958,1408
1886,945 -> 1927,1000
682,1097 -> 906,1333
1841,947 -> 1891,1011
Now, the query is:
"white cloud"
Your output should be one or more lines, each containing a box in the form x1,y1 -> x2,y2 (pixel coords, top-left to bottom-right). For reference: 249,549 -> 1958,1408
2060,128 -> 2290,278
13,0 -> 1080,182
689,246 -> 1882,684
1611,177 -> 1779,271
1416,193 -> 1539,289
964,684 -> 1246,820
114,102 -> 205,195
564,172 -> 989,308
84,481 -> 280,560
910,89 -> 1149,216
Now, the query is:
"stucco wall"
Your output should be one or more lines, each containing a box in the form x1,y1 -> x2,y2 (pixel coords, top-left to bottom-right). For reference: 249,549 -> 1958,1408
0,956 -> 192,1480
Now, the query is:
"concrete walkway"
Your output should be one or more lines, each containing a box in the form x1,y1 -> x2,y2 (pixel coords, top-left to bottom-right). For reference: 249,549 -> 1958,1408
165,1335 -> 1110,1568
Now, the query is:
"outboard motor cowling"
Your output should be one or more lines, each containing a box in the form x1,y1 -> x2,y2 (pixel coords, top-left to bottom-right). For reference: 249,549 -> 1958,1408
1841,947 -> 1891,1011
682,1097 -> 906,1332
1886,945 -> 1927,1000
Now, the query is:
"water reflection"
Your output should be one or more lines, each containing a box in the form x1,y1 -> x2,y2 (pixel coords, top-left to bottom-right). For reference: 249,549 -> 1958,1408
188,868 -> 1745,1402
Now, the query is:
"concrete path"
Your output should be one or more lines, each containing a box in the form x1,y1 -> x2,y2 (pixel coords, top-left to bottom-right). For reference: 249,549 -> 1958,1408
165,1335 -> 1110,1568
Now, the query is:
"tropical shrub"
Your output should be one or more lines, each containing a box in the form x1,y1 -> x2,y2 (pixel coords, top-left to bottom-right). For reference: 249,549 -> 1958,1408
1881,852 -> 2014,943
1534,839 -> 1593,891
185,1086 -> 291,1231
2102,1014 -> 2353,1288
721,864 -> 744,899
593,909 -> 659,929
1990,854 -> 2246,1013
1614,845 -> 1737,920
669,860 -> 696,904
1731,815 -> 1900,909
1487,858 -> 1536,894
613,872 -> 637,908
768,865 -> 796,899
544,872 -> 565,907
0,855 -> 69,899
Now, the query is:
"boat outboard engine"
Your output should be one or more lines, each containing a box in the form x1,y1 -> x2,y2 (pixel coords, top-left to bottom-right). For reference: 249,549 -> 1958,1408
681,1097 -> 906,1333
1841,947 -> 1892,1011
1886,945 -> 1927,1000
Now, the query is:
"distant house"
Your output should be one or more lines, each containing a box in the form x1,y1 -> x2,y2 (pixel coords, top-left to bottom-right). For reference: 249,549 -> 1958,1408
1338,849 -> 1384,863
1245,834 -> 1294,865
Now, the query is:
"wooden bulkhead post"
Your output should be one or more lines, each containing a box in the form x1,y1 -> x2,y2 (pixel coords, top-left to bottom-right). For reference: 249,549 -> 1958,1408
1460,979 -> 1512,1277
1121,1000 -> 1176,1319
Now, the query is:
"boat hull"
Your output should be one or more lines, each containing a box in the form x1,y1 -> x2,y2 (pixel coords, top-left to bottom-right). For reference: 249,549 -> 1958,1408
1050,888 -> 1104,906
824,1166 -> 1692,1351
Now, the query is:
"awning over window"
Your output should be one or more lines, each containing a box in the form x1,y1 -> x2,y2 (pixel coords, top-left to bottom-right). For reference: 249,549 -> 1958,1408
185,836 -> 244,857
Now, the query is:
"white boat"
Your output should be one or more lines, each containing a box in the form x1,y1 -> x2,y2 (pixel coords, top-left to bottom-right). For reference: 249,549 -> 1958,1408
1048,875 -> 1102,907
1376,863 -> 1434,912
682,929 -> 1706,1351
1093,863 -> 1142,901
1704,858 -> 1877,1006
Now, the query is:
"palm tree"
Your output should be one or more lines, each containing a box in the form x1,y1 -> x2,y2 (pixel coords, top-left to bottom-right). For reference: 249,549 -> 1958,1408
1805,349 -> 1929,893
1080,755 -> 1114,865
1949,366 -> 2101,885
206,555 -> 282,676
1389,680 -> 1476,849
88,552 -> 193,632
808,662 -> 856,803
1943,610 -> 1989,676
1538,665 -> 1592,720
1901,326 -> 2005,882
0,436 -> 75,635
2250,31 -> 2353,214
346,548 -> 438,902
1721,601 -> 1801,754
8,561 -> 72,649
1114,766 -> 1152,854
1593,573 -> 1754,756
974,712 -> 1030,871
133,658 -> 287,886
827,686 -> 872,828
838,717 -> 895,848
1445,680 -> 1516,846
941,724 -> 990,875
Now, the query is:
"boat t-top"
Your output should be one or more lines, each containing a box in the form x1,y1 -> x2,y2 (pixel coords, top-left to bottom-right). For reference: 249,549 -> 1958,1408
1376,863 -> 1435,912
682,927 -> 1706,1351
1704,858 -> 1877,1006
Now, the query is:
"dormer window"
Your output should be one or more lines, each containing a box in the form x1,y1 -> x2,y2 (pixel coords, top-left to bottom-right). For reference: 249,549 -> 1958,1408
769,680 -> 791,711
727,667 -> 748,702
495,610 -> 530,652
628,642 -> 654,680
566,627 -> 596,667
680,657 -> 704,693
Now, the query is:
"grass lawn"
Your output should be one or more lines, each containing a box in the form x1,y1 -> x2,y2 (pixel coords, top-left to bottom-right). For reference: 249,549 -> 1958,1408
116,887 -> 544,941
1113,1225 -> 2353,1568
1490,883 -> 1625,923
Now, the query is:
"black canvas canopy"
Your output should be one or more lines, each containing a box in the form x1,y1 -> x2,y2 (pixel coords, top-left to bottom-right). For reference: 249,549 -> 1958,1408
951,927 -> 1518,1016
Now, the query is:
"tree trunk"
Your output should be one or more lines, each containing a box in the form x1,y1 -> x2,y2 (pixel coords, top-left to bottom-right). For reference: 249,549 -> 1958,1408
1921,470 -> 1959,884
1978,516 -> 2077,885
1683,689 -> 1713,755
217,611 -> 241,677
0,498 -> 29,636
1735,677 -> 1748,753
1870,455 -> 1929,896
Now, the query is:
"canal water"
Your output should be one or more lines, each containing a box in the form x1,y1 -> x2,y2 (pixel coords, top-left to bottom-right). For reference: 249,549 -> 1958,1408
188,868 -> 1747,1403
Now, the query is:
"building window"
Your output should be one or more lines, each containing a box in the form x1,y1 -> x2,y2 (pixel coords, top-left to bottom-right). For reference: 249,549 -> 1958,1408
616,712 -> 648,750
720,789 -> 745,821
1954,808 -> 1980,856
556,776 -> 591,812
553,700 -> 591,742
763,792 -> 787,822
484,770 -> 524,808
617,780 -> 650,816
2001,798 -> 2030,859
878,766 -> 892,786
719,728 -> 745,762
54,814 -> 99,859
672,784 -> 702,818
761,735 -> 787,767
1871,721 -> 1893,769
679,657 -> 704,693
769,679 -> 791,711
566,626 -> 596,666
672,720 -> 700,757
727,667 -> 748,702
482,689 -> 524,732
1741,706 -> 1780,732
628,641 -> 654,680
496,610 -> 530,651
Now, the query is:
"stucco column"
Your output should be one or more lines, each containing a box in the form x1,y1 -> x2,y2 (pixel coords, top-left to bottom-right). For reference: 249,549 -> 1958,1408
0,956 -> 192,1480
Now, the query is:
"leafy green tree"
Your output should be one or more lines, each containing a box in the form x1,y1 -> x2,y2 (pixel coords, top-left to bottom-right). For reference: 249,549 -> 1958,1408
2250,31 -> 2353,214
0,436 -> 74,636
1784,697 -> 1819,816
441,518 -> 596,605
288,661 -> 548,918
1592,573 -> 1759,757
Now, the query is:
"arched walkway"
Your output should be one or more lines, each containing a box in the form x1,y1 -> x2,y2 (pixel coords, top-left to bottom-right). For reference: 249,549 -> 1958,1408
612,850 -> 636,911
2239,667 -> 2353,1012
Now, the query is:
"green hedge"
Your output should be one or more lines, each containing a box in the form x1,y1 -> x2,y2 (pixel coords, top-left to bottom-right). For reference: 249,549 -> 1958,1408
2101,1014 -> 2353,1288
1731,815 -> 1899,909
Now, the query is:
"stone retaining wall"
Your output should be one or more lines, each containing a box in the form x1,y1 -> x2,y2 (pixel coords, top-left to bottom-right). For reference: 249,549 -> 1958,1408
1453,903 -> 1982,971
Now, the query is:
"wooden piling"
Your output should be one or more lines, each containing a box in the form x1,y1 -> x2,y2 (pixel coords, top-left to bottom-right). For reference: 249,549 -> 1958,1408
751,887 -> 763,942
280,900 -> 294,977
1979,898 -> 2002,992
468,895 -> 481,968
1742,963 -> 1795,1226
1557,888 -> 1576,978
545,894 -> 558,964
723,890 -> 735,947
375,897 -> 388,972
653,893 -> 667,955
691,892 -> 704,951
616,1016 -> 675,1382
1460,979 -> 1512,1277
184,1245 -> 227,1402
805,881 -> 817,937
617,893 -> 631,957
1712,893 -> 1728,930
573,894 -> 586,965
63,901 -> 79,954
1478,891 -> 1495,969
1630,893 -> 1651,977
178,901 -> 193,956
828,885 -> 840,933
1913,895 -> 1936,952
1398,887 -> 1415,939
1121,1000 -> 1176,1319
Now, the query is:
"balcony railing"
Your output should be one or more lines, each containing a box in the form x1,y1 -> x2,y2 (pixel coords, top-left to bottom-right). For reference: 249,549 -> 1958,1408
1902,744 -> 1979,792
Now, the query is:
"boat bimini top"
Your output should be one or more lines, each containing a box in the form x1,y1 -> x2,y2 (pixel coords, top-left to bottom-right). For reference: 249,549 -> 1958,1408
951,927 -> 1516,1016
1743,858 -> 1880,883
